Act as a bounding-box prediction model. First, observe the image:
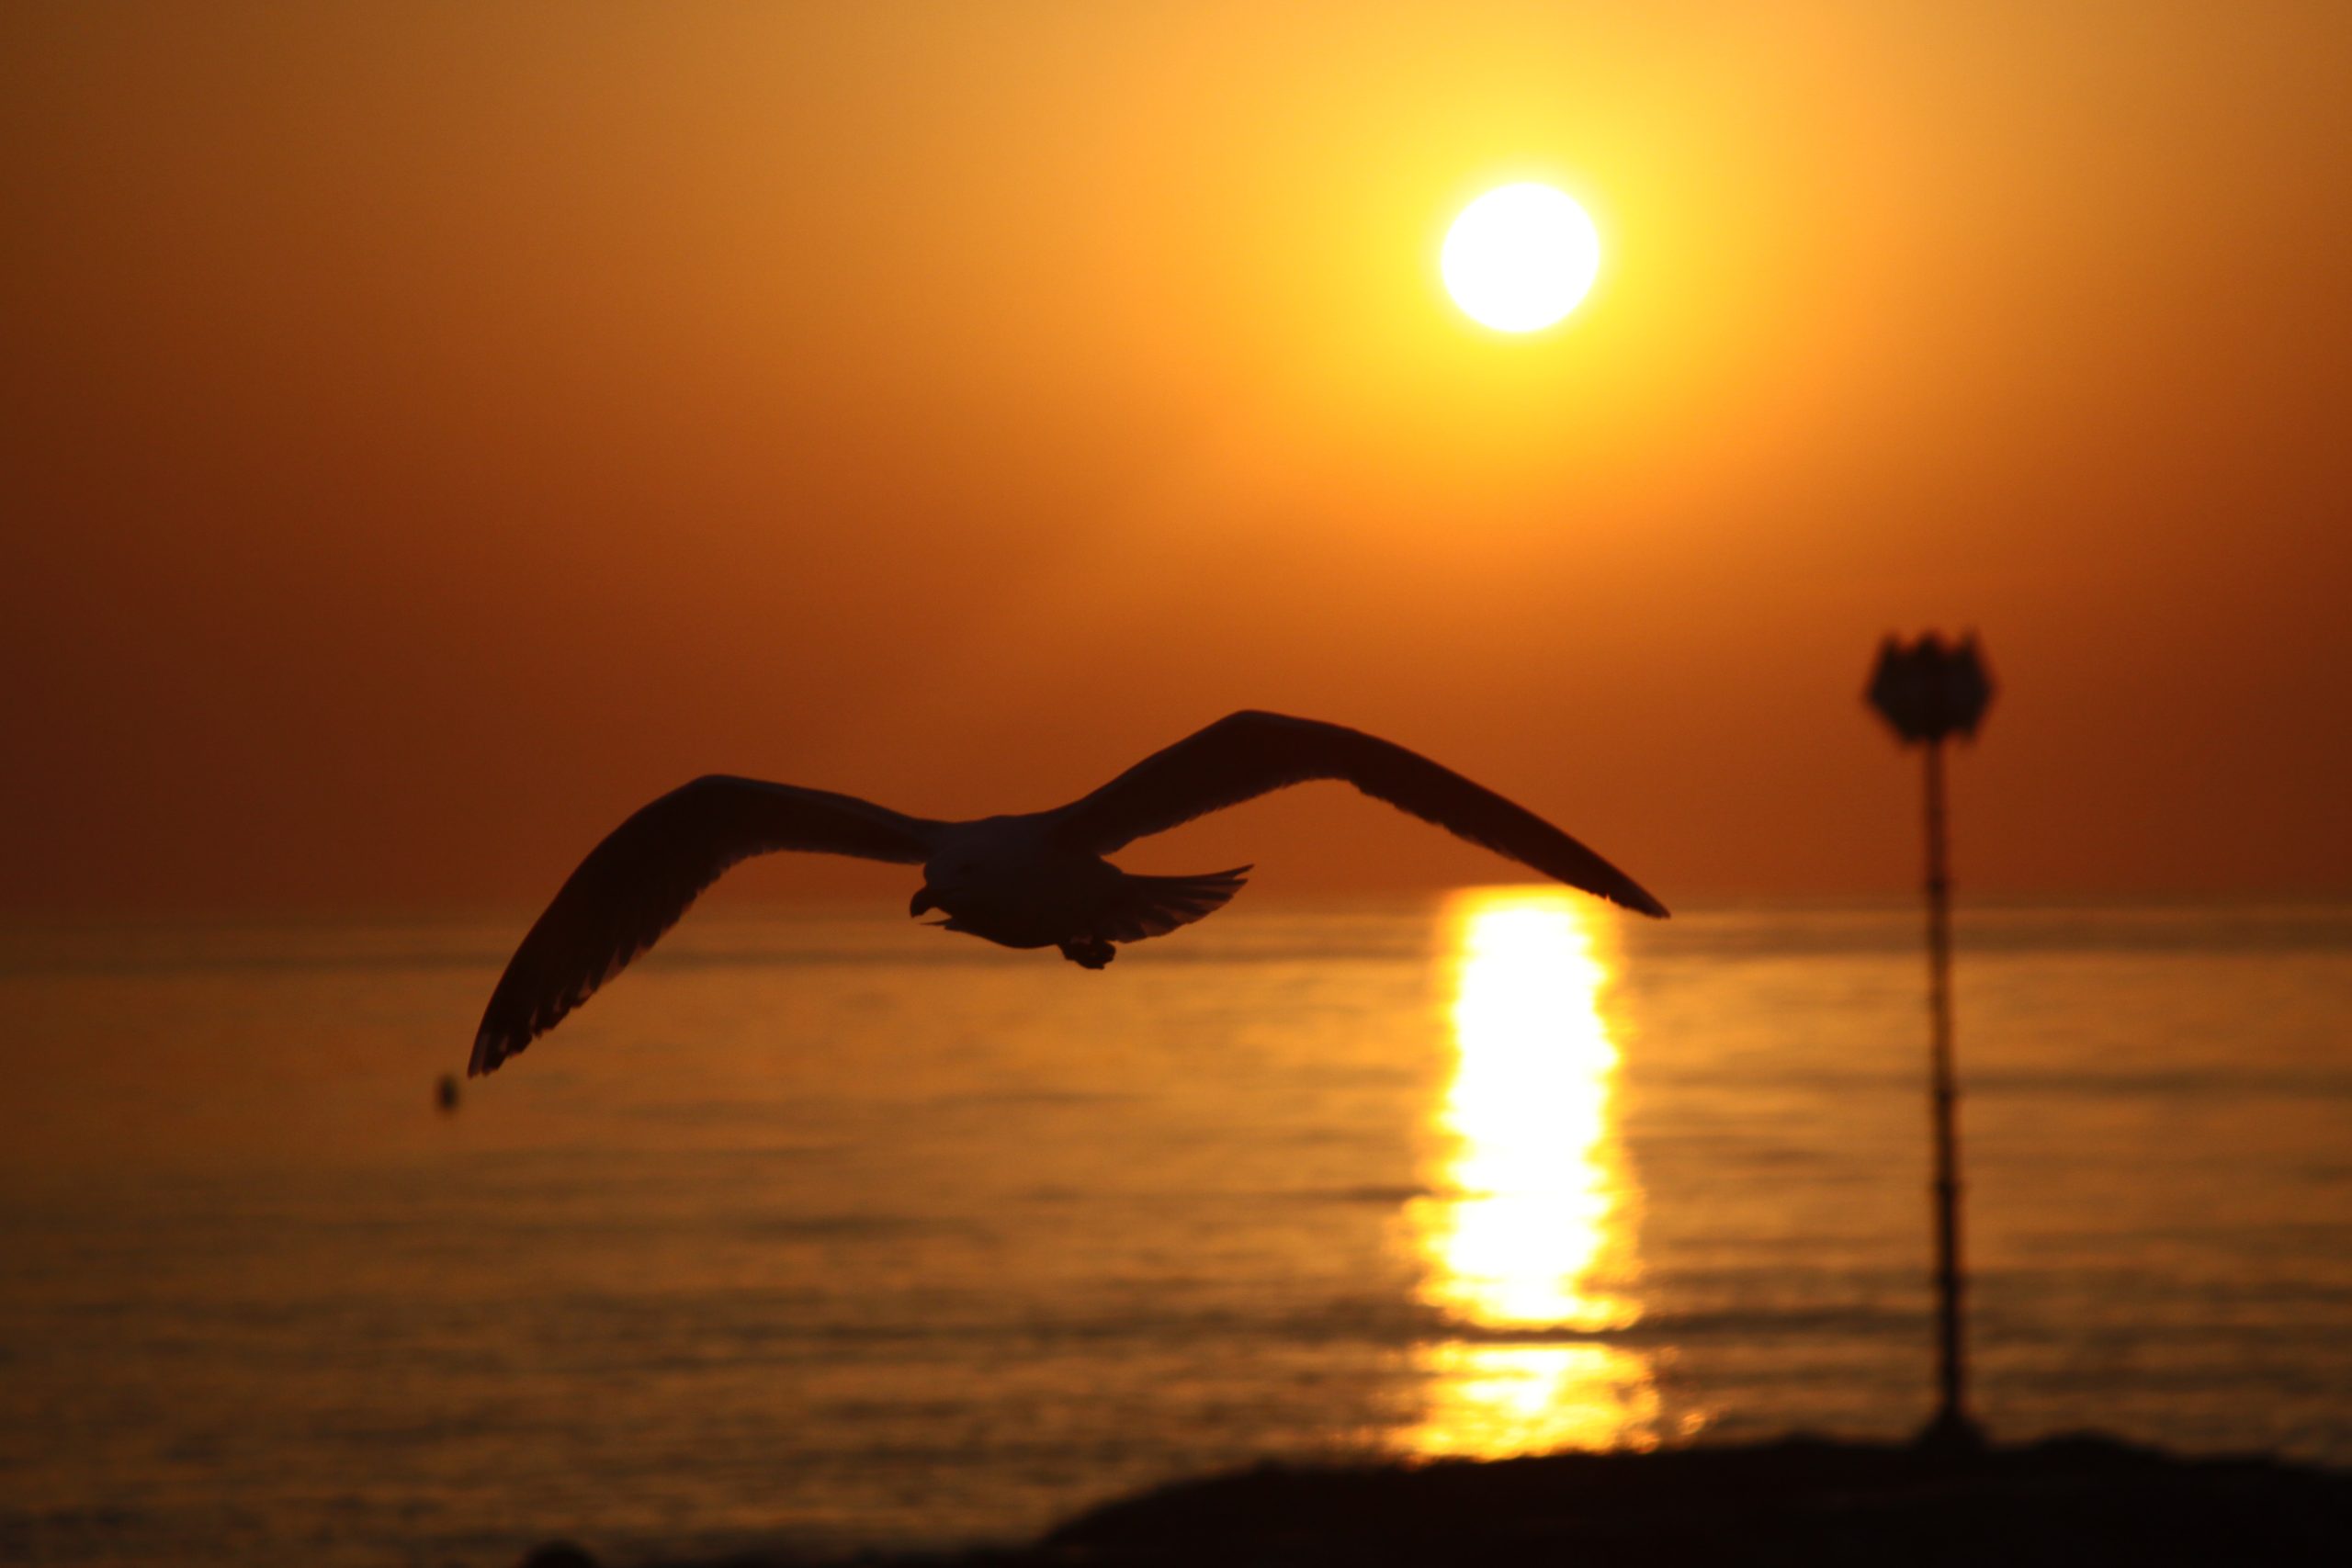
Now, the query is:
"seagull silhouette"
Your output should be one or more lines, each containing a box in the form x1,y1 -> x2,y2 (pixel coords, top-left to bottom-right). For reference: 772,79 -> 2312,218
469,710 -> 1667,1075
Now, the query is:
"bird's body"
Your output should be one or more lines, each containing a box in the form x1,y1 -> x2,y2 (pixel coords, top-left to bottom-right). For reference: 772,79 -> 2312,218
915,818 -> 1115,950
469,710 -> 1667,1077
906,813 -> 1252,966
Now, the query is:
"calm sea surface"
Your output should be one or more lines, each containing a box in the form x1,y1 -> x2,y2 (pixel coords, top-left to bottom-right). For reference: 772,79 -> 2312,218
4,895 -> 2348,1565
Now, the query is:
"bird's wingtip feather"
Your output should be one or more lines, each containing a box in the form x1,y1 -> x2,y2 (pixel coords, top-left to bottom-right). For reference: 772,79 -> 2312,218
468,1028 -> 508,1078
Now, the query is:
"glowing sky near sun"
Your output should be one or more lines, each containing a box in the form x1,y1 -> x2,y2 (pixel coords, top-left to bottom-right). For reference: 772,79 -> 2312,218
2,2 -> 2346,909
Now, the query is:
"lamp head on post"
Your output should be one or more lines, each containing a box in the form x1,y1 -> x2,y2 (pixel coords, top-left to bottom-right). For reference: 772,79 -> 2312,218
1867,632 -> 1995,746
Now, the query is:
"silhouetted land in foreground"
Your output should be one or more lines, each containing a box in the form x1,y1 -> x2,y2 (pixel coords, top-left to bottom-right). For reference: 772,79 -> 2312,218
549,1434 -> 2351,1568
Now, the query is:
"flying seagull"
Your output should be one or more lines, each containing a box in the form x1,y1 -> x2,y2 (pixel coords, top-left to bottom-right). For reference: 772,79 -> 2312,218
469,710 -> 1667,1076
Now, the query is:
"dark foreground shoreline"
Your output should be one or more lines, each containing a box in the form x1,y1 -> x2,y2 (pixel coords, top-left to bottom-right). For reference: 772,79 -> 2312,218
545,1434 -> 2352,1568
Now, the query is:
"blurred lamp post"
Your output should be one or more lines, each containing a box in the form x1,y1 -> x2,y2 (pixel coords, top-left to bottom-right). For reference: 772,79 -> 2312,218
1866,631 -> 1994,1452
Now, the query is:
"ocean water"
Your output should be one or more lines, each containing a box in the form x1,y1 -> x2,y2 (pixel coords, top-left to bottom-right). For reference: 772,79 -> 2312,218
3,894 -> 2347,1566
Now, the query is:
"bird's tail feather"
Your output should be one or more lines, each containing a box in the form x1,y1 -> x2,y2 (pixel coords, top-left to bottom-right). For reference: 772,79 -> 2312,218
1096,865 -> 1250,943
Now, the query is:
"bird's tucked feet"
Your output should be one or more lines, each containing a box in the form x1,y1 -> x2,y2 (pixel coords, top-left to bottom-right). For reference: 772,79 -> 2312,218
1057,937 -> 1115,969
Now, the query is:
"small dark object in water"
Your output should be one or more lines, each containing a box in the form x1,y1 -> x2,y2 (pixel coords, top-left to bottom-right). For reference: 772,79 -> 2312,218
435,1073 -> 460,1114
516,1544 -> 595,1568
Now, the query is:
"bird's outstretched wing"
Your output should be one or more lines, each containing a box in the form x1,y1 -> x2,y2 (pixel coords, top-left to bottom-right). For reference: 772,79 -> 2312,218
470,777 -> 944,1076
1051,710 -> 1668,918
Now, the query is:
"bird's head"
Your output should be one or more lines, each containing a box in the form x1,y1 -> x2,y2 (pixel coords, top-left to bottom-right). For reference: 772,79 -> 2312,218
910,854 -> 983,919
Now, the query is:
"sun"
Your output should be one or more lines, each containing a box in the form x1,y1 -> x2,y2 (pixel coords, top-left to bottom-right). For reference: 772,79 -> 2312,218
1442,183 -> 1601,333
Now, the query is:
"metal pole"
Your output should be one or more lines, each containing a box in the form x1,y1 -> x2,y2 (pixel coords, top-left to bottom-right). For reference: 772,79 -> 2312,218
1921,736 -> 1973,1444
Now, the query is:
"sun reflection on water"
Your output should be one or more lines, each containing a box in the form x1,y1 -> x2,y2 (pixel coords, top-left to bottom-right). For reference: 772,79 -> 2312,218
1403,888 -> 1662,1457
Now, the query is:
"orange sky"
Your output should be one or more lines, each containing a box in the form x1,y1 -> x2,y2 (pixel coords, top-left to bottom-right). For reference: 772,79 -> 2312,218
4,2 -> 2347,912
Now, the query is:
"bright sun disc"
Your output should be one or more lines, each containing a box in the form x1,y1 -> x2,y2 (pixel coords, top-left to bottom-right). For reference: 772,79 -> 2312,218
1442,183 -> 1600,333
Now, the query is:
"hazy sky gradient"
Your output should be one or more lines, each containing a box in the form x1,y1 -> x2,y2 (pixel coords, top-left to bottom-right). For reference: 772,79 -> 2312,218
5,2 -> 2346,911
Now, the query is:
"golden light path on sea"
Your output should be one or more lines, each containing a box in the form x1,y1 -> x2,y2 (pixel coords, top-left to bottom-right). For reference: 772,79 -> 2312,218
1404,888 -> 1662,1456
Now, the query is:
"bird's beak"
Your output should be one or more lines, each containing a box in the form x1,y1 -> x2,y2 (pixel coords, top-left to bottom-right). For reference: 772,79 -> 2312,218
909,886 -> 938,919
